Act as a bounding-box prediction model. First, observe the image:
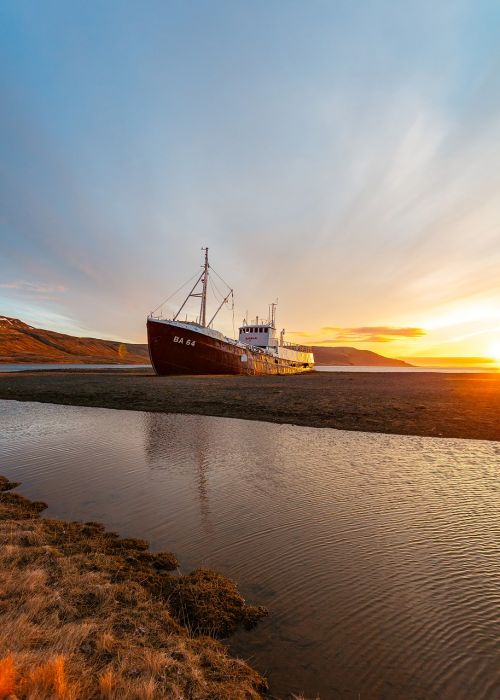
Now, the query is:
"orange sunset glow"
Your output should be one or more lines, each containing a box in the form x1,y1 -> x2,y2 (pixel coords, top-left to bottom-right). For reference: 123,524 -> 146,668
286,297 -> 500,367
1,1 -> 499,374
2,5 -> 500,700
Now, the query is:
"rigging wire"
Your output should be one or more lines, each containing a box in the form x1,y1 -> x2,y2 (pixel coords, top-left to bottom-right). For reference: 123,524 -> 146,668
231,291 -> 236,339
211,266 -> 237,338
208,276 -> 218,300
209,274 -> 225,302
207,276 -> 234,329
150,259 -> 236,334
149,270 -> 201,316
206,269 -> 236,333
210,265 -> 232,292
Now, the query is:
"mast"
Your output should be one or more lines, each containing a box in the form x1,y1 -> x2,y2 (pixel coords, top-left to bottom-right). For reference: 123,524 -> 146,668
168,247 -> 230,327
200,247 -> 209,327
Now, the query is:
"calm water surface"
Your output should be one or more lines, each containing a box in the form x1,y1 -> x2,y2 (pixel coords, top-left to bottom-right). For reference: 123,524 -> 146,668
1,400 -> 499,699
316,365 -> 499,373
0,363 -> 151,372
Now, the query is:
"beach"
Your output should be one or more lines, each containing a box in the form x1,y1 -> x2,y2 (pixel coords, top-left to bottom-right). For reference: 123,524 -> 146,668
1,368 -> 499,441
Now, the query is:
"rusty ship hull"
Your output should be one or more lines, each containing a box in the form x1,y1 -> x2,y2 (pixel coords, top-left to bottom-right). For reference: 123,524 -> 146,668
147,319 -> 314,376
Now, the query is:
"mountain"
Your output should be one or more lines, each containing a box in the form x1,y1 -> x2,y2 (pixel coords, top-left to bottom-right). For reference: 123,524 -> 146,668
311,345 -> 412,367
0,316 -> 411,367
0,317 -> 150,364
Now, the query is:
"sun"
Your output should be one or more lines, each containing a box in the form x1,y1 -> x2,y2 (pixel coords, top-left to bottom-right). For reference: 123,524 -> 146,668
486,340 -> 500,362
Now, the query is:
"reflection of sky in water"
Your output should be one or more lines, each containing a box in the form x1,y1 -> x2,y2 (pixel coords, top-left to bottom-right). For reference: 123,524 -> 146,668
1,400 -> 499,700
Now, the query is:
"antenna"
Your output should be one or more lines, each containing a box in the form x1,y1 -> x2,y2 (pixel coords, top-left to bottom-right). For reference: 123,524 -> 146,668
270,299 -> 278,327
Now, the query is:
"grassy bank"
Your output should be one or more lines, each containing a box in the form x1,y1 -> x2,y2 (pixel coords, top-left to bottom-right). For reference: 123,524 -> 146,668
0,475 -> 268,699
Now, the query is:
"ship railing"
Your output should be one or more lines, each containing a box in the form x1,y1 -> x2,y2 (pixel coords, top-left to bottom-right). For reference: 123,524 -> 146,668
281,341 -> 313,353
245,319 -> 271,327
148,312 -> 172,321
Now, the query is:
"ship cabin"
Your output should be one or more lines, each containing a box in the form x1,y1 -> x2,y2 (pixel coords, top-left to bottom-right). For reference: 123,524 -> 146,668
238,309 -> 314,368
238,321 -> 279,349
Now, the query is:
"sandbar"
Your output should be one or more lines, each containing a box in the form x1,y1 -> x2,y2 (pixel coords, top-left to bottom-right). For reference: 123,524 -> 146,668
0,369 -> 499,441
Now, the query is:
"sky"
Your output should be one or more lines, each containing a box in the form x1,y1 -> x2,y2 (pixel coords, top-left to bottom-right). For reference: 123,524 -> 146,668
1,1 -> 500,363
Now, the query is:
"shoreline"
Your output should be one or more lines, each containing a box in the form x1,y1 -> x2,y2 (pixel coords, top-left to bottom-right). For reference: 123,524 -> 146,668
0,475 -> 268,699
0,369 -> 499,441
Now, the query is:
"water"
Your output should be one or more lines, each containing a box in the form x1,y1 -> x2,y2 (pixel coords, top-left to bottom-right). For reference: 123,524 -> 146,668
1,363 -> 497,374
1,400 -> 499,700
316,365 -> 499,373
0,363 -> 151,372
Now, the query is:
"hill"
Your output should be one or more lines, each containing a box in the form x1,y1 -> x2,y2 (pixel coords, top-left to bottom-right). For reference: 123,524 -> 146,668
311,345 -> 412,367
0,317 -> 411,367
0,317 -> 150,364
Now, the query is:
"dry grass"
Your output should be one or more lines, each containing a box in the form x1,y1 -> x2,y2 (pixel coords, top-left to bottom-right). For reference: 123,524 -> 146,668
0,476 -> 268,699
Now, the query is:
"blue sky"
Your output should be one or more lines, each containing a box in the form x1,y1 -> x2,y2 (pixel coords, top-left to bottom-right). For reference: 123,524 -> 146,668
1,1 -> 500,358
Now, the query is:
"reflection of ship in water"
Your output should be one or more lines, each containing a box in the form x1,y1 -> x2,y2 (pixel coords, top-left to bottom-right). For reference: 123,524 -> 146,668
143,412 -> 291,541
143,413 -> 213,533
147,248 -> 315,375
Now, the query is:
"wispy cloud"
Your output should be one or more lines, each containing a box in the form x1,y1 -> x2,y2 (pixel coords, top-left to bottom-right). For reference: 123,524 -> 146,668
0,281 -> 67,295
323,326 -> 425,338
294,326 -> 426,344
0,2 -> 499,351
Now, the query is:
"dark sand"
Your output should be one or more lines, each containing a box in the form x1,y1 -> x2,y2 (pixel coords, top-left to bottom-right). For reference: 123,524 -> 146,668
1,368 -> 499,441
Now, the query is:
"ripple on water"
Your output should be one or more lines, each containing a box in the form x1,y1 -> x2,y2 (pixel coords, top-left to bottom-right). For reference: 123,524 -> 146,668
1,400 -> 499,700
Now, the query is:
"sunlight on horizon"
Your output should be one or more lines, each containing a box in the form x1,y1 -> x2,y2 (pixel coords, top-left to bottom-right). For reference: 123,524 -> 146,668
288,300 -> 500,362
1,2 -> 499,364
486,341 -> 500,362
